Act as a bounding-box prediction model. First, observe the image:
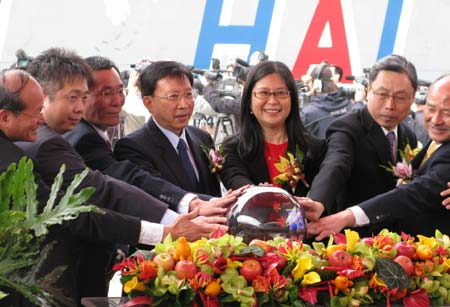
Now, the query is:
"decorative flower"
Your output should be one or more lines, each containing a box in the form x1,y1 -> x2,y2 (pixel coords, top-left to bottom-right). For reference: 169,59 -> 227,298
381,144 -> 421,186
114,229 -> 450,307
273,145 -> 309,193
201,144 -> 226,173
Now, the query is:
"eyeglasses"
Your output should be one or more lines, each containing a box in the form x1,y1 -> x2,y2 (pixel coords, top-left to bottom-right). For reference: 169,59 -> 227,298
253,89 -> 290,100
153,92 -> 194,102
96,88 -> 127,100
371,89 -> 413,104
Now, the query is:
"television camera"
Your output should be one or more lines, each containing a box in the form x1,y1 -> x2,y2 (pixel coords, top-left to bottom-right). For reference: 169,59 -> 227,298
341,68 -> 371,100
192,58 -> 251,98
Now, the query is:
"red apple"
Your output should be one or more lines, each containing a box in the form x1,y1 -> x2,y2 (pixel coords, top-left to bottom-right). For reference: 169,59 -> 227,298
395,242 -> 415,259
153,253 -> 175,272
240,259 -> 263,281
394,255 -> 414,276
361,237 -> 374,247
328,250 -> 353,268
175,260 -> 198,279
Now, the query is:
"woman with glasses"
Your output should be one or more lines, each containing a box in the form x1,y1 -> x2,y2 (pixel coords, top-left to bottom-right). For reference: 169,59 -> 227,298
220,60 -> 326,197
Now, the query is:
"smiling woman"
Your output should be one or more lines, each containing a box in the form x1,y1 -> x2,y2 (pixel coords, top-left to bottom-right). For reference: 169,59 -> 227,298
219,60 -> 326,197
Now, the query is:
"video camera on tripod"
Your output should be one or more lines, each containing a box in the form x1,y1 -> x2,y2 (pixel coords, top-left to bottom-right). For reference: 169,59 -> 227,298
193,58 -> 250,98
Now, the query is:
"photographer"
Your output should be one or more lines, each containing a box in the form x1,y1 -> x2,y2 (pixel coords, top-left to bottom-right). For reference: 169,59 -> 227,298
301,62 -> 354,139
200,61 -> 247,132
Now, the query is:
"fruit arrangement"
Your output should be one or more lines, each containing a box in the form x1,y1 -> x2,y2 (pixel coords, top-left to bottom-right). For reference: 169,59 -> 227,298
114,228 -> 450,307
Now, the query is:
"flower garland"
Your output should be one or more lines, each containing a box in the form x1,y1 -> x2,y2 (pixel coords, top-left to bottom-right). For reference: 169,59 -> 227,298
114,228 -> 450,307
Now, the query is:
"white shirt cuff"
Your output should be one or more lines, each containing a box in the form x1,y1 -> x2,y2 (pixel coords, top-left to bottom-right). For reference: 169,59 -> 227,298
138,221 -> 164,245
348,206 -> 370,227
178,193 -> 198,213
160,209 -> 178,225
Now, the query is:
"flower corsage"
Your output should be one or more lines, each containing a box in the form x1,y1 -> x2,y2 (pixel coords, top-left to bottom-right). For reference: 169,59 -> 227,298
382,144 -> 421,186
201,144 -> 226,174
273,145 -> 309,193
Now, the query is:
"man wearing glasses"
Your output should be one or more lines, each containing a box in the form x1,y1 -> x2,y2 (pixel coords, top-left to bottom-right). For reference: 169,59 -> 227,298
301,54 -> 418,233
308,74 -> 450,239
65,56 -> 235,216
114,61 -> 222,197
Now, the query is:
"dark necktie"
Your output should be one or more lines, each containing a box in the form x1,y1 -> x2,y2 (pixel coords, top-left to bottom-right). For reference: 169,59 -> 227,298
177,138 -> 198,186
386,131 -> 397,162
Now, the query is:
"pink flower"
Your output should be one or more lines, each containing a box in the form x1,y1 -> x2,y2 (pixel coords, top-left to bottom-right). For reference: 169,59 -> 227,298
201,145 -> 226,174
392,159 -> 412,178
392,159 -> 413,186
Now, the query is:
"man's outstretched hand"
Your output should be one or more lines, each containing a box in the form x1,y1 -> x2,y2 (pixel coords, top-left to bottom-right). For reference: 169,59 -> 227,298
163,208 -> 228,241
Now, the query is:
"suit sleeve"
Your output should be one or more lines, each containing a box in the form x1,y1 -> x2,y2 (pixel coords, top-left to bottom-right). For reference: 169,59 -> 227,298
220,138 -> 254,189
34,137 -> 169,223
359,153 -> 450,224
115,137 -> 164,177
308,120 -> 356,213
74,132 -> 187,207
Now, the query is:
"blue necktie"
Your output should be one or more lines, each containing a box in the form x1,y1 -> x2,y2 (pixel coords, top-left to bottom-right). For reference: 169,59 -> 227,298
177,138 -> 198,186
386,131 -> 397,162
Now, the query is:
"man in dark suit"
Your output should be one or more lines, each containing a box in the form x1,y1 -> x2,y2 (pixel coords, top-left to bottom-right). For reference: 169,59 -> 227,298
0,69 -> 222,306
308,74 -> 450,239
303,55 -> 418,221
114,61 -> 222,197
15,48 -> 227,304
64,56 -> 235,216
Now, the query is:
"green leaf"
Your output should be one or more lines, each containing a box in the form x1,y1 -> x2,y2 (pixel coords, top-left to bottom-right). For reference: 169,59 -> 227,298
0,158 -> 100,306
234,245 -> 265,257
374,257 -> 409,290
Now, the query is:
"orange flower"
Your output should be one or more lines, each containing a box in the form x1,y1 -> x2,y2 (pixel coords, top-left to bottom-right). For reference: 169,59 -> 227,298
138,260 -> 157,283
332,276 -> 353,294
253,276 -> 270,293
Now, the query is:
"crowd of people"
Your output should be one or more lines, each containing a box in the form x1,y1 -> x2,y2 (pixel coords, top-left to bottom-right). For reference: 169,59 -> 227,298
1,48 -> 450,307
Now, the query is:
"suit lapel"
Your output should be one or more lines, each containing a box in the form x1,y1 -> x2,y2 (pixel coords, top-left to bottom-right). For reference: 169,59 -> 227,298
361,109 -> 392,164
147,119 -> 198,191
186,128 -> 209,190
397,123 -> 412,152
411,141 -> 429,173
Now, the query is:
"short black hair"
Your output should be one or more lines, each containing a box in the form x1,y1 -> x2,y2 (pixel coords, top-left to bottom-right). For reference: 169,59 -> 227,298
27,47 -> 92,99
138,61 -> 193,97
369,54 -> 418,91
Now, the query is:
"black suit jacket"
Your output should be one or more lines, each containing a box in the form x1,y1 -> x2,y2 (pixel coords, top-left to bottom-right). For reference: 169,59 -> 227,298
220,134 -> 326,197
0,131 -> 145,306
16,125 -> 170,304
359,140 -> 450,236
17,125 -> 169,221
114,118 -> 221,197
309,107 -> 417,214
64,119 -> 203,211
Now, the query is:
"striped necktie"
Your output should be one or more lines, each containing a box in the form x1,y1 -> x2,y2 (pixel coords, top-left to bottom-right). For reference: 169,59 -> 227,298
386,131 -> 397,162
420,142 -> 437,167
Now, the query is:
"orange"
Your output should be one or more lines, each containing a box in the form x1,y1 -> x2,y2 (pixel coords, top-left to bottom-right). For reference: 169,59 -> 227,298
416,244 -> 433,260
204,279 -> 221,297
